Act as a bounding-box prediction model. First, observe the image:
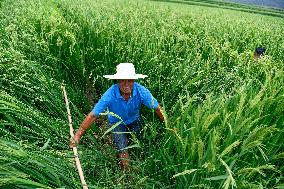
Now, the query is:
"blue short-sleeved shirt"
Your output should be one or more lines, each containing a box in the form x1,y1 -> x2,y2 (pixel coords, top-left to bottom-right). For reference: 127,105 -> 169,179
91,82 -> 159,124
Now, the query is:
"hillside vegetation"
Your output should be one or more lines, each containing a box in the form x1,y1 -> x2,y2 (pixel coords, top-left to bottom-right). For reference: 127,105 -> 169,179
0,0 -> 283,188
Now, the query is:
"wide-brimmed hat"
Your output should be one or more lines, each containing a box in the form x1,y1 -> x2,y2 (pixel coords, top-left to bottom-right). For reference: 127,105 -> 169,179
103,63 -> 147,79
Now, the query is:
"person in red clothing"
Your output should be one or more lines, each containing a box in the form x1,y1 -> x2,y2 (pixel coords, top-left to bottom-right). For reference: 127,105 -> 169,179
70,63 -> 164,169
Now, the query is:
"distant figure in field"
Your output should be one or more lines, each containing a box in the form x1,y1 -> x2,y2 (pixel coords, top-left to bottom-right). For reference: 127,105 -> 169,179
254,47 -> 266,60
69,63 -> 164,170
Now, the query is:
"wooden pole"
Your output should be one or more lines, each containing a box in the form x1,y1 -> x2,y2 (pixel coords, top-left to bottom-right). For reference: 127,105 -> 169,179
61,85 -> 88,189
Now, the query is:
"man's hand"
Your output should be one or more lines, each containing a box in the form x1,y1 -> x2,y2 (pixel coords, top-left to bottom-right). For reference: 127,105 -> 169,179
69,135 -> 80,148
69,112 -> 97,148
155,105 -> 165,122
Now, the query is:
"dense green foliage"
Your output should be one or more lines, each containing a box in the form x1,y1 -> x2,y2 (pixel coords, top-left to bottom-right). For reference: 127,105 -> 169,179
1,0 -> 283,188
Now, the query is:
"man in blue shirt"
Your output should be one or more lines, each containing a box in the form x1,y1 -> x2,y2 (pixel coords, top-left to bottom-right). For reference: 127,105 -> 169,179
70,63 -> 164,169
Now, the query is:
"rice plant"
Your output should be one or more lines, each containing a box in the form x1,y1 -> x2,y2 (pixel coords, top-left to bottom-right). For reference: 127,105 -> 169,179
0,0 -> 283,188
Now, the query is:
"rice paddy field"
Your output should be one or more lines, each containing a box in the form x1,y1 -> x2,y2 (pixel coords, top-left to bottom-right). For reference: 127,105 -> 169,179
1,0 -> 284,188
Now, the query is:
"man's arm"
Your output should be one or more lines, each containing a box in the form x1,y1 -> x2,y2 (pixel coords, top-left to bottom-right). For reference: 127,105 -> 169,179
69,112 -> 97,147
155,105 -> 164,122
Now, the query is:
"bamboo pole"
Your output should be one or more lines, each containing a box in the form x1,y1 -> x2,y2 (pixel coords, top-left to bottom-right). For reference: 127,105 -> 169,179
61,85 -> 88,189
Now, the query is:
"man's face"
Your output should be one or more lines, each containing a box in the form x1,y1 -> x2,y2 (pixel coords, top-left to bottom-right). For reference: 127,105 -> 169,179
118,79 -> 134,94
254,52 -> 261,60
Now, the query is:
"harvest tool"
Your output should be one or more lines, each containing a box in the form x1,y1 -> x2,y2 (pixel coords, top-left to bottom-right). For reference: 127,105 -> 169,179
61,84 -> 88,189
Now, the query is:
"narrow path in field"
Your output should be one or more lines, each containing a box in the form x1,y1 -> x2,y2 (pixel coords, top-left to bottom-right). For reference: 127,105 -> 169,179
225,0 -> 284,9
152,0 -> 284,18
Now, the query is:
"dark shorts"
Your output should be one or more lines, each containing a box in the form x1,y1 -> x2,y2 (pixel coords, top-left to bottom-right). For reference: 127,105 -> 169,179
110,119 -> 143,153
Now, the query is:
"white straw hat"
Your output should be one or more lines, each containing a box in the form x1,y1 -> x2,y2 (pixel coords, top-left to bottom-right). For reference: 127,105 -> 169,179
103,63 -> 147,79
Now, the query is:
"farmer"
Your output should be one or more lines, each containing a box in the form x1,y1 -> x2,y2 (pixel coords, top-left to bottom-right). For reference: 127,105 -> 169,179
70,63 -> 164,169
254,47 -> 266,60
